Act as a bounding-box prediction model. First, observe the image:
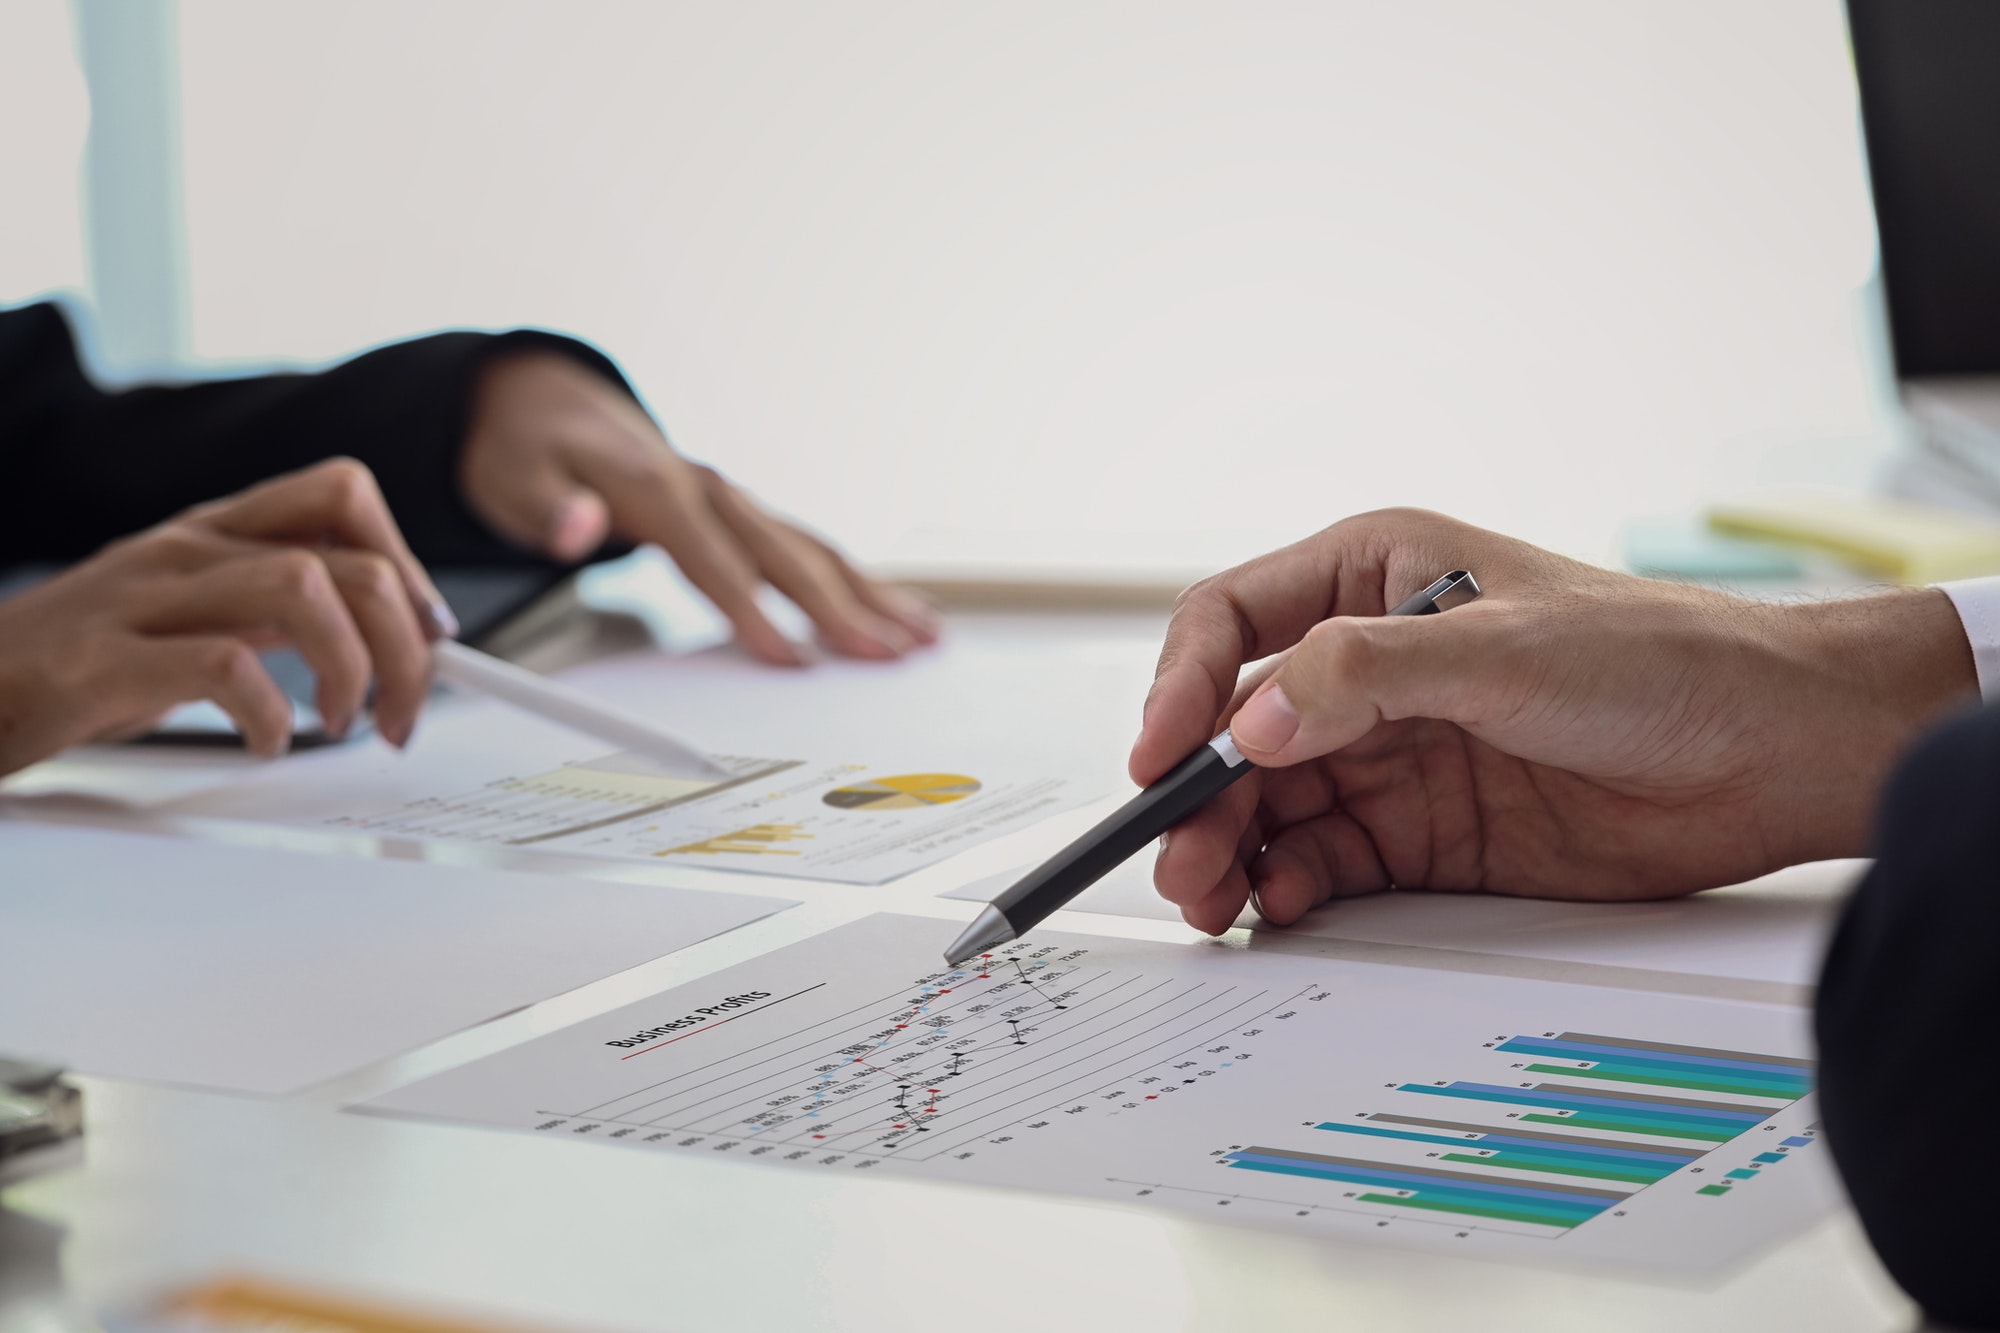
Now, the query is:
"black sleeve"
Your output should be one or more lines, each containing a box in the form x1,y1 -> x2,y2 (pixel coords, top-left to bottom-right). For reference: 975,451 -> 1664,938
1815,703 -> 2000,1332
0,301 -> 635,568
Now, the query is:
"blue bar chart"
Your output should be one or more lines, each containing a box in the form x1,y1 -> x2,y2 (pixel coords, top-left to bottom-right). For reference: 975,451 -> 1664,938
1222,1029 -> 1817,1232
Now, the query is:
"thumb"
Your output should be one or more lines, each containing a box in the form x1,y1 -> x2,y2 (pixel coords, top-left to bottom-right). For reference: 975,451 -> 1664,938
1226,612 -> 1494,766
543,486 -> 612,562
474,458 -> 612,563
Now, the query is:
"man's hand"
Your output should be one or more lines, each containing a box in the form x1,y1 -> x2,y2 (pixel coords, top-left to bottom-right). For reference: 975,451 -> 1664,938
459,350 -> 939,666
1132,509 -> 1978,935
0,459 -> 448,774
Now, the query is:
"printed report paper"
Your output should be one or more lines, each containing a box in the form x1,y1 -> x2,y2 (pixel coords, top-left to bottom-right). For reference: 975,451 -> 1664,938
322,750 -> 1082,885
361,914 -> 1833,1273
167,687 -> 1093,885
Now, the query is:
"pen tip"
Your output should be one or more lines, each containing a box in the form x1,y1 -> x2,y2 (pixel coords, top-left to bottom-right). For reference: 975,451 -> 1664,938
944,905 -> 1015,966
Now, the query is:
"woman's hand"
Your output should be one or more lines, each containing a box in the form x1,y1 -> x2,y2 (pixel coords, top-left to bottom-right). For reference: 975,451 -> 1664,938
0,459 -> 449,774
459,350 -> 939,665
1132,509 -> 1977,934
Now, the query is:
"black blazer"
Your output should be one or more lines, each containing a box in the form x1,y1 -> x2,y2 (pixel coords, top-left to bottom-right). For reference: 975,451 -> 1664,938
1818,701 -> 2000,1330
0,301 -> 632,568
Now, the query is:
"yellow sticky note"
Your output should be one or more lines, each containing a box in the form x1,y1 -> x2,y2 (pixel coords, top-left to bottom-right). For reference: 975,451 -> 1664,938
1706,494 -> 2000,584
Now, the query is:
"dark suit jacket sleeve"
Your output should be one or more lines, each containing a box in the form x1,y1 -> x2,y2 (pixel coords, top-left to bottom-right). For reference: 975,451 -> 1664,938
0,301 -> 635,568
1816,702 -> 2000,1331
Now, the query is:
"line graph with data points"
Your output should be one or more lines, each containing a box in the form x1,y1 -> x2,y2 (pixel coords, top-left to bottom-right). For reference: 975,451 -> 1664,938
549,937 -> 1309,1163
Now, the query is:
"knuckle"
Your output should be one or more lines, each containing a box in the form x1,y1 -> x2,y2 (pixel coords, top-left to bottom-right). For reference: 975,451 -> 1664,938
93,535 -> 149,571
315,455 -> 374,490
1335,505 -> 1440,537
1300,618 -> 1373,681
691,462 -> 748,506
1324,507 -> 1412,559
201,640 -> 261,687
316,457 -> 384,512
262,548 -> 331,598
780,536 -> 837,580
175,494 -> 229,526
148,528 -> 206,561
349,552 -> 404,605
1327,506 -> 1470,566
597,427 -> 672,472
1171,576 -> 1215,614
106,526 -> 180,566
1357,505 -> 1438,528
1171,572 -> 1239,620
607,450 -> 672,492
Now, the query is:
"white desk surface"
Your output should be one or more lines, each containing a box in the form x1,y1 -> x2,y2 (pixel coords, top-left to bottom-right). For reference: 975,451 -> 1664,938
0,609 -> 1917,1333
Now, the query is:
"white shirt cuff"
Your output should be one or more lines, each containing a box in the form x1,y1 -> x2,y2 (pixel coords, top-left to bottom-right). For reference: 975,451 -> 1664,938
1937,577 -> 2000,703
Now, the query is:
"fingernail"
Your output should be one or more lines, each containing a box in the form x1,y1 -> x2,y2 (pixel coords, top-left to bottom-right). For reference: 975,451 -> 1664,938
426,597 -> 460,641
551,494 -> 607,561
872,622 -> 915,654
1231,683 -> 1300,754
1155,831 -> 1170,861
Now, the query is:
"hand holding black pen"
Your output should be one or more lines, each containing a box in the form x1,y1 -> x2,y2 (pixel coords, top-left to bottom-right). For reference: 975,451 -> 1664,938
944,570 -> 1482,963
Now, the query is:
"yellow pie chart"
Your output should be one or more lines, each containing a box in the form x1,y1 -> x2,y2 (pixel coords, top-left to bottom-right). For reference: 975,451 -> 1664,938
822,773 -> 982,811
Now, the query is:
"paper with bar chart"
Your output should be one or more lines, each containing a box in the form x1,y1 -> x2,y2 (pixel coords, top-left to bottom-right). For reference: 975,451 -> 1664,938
320,751 -> 1086,884
361,915 -> 1833,1270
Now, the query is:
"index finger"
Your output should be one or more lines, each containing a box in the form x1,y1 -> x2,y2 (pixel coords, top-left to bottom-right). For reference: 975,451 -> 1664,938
1131,508 -> 1489,784
1132,533 -> 1378,785
573,452 -> 806,666
184,459 -> 457,640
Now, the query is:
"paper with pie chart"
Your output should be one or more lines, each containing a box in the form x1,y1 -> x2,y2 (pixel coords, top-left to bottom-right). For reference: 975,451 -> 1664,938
322,752 -> 1091,884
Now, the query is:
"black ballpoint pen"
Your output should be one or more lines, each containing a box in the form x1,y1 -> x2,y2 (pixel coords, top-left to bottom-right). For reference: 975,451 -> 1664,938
942,570 -> 1482,965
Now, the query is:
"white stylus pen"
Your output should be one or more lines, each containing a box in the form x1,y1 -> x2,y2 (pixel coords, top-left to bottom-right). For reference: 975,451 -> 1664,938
431,640 -> 729,780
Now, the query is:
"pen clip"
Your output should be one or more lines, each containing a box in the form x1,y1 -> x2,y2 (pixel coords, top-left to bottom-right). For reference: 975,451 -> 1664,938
1400,569 -> 1481,615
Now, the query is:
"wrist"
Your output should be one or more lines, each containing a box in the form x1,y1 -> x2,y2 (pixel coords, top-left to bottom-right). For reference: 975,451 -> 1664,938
1765,589 -> 1977,861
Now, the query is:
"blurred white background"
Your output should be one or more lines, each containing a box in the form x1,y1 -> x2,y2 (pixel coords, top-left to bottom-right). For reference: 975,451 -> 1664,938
3,1 -> 1894,574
